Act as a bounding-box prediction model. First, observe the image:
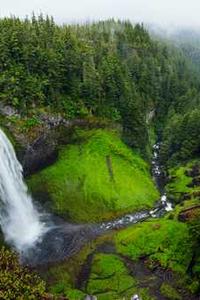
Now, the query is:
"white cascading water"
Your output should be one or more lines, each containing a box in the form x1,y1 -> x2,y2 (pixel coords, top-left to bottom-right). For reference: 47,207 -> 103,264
0,128 -> 46,251
150,143 -> 173,217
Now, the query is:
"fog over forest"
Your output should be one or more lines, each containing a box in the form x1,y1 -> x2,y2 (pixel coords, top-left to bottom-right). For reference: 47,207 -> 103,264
1,0 -> 200,30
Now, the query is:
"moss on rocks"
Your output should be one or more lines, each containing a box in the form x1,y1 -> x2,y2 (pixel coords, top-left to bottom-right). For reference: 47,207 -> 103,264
166,160 -> 200,204
86,253 -> 137,299
160,283 -> 182,300
42,260 -> 87,300
28,129 -> 159,222
66,289 -> 86,300
115,219 -> 193,274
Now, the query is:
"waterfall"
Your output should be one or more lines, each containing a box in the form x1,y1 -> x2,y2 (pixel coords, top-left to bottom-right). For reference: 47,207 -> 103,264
0,129 -> 46,251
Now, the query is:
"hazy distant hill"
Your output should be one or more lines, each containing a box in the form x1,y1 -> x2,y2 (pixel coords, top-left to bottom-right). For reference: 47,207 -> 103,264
148,24 -> 200,72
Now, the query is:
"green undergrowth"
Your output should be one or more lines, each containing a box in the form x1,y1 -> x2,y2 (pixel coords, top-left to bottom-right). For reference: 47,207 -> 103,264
166,198 -> 200,221
0,247 -> 46,299
160,283 -> 182,300
115,219 -> 193,274
0,113 -> 42,143
166,160 -> 200,204
43,260 -> 87,300
28,129 -> 159,222
86,253 -> 137,299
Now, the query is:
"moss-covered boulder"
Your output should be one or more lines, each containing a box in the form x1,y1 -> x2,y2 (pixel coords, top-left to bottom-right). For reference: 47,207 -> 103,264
28,129 -> 159,222
86,253 -> 137,299
115,219 -> 193,274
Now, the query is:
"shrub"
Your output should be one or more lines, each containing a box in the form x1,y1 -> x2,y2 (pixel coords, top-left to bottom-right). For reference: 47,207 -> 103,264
0,247 -> 46,299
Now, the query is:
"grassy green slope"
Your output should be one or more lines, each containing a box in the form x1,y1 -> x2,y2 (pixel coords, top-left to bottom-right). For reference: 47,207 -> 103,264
28,129 -> 159,222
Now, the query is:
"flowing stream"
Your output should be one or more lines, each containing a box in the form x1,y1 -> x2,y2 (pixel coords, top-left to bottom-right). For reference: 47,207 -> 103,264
150,143 -> 173,215
0,129 -> 172,265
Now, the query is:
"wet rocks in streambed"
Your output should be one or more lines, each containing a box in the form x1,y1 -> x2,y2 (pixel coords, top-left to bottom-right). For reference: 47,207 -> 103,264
21,223 -> 102,266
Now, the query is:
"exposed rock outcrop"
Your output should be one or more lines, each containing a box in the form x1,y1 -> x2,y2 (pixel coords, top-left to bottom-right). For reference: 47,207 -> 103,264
20,118 -> 110,176
0,108 -> 111,176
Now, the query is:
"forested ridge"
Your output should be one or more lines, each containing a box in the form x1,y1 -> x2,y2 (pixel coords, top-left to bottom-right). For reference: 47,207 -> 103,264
1,15 -> 200,163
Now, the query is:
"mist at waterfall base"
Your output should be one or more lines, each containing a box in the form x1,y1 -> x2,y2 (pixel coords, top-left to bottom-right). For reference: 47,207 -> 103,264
0,129 -> 172,265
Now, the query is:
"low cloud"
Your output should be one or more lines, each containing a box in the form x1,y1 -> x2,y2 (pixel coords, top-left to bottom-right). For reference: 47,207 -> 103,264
1,0 -> 200,29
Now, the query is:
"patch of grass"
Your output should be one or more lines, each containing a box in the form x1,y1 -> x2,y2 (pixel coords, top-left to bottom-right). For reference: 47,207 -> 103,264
28,129 -> 159,222
115,219 -> 193,274
138,288 -> 156,300
86,253 -> 137,299
66,289 -> 86,300
160,283 -> 182,300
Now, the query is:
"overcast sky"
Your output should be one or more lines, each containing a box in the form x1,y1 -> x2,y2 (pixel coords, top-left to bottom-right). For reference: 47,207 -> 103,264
1,0 -> 200,29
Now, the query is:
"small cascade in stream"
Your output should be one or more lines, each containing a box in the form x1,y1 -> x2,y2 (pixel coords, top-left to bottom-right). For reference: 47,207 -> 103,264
0,129 -> 47,251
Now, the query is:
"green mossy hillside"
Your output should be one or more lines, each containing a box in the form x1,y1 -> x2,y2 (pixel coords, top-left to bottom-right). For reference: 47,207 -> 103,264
115,219 -> 192,274
28,129 -> 159,222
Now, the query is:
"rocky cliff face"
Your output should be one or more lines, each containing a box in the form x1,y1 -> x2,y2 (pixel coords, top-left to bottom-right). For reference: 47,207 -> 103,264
0,106 -> 111,176
19,129 -> 60,176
